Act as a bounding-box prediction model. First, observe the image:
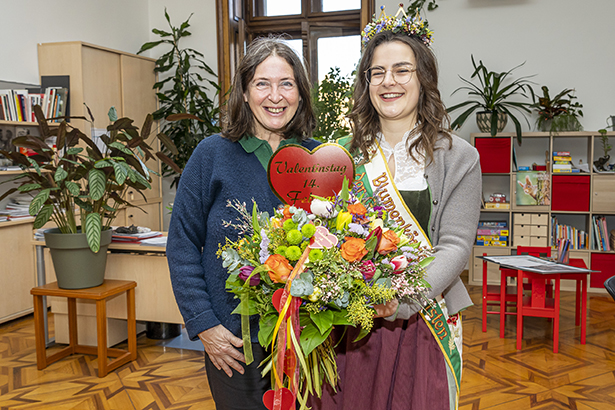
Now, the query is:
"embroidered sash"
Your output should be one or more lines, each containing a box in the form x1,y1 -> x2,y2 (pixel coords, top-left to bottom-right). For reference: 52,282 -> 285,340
349,139 -> 463,409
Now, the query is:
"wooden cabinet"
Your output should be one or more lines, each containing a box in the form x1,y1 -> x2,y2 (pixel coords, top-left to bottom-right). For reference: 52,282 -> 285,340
469,131 -> 615,292
37,42 -> 162,230
0,218 -> 36,324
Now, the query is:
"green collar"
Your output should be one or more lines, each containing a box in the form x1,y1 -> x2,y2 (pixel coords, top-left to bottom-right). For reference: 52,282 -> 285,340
239,135 -> 302,170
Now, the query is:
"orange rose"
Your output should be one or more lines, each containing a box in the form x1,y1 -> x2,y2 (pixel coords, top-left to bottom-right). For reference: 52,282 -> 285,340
341,237 -> 368,262
377,229 -> 400,255
282,205 -> 292,221
347,202 -> 367,216
264,254 -> 293,283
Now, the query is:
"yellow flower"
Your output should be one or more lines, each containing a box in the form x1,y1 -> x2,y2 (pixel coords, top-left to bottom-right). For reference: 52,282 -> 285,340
336,211 -> 353,231
308,287 -> 322,302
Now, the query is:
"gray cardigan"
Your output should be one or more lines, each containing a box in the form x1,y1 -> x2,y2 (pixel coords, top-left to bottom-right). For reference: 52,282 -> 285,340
392,133 -> 482,319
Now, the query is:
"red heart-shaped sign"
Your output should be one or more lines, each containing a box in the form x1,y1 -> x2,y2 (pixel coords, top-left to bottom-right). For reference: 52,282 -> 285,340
268,143 -> 355,211
263,387 -> 295,410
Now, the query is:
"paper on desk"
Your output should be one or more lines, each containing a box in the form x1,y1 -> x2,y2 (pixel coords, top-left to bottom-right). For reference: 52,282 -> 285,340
140,236 -> 167,247
478,255 -> 596,274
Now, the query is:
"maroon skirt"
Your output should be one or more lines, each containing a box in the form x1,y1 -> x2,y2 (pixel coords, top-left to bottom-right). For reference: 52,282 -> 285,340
308,314 -> 449,410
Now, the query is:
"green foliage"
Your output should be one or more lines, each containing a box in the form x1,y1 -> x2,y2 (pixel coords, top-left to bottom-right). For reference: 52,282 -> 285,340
0,105 -> 178,252
138,9 -> 221,186
407,0 -> 439,16
532,86 -> 583,133
447,55 -> 535,144
598,129 -> 612,158
312,67 -> 353,143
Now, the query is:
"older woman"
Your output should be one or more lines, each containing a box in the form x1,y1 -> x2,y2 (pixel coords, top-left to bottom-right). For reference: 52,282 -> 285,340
312,11 -> 482,410
167,37 -> 318,410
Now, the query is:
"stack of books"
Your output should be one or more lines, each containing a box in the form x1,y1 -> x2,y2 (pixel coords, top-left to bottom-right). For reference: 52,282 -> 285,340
476,221 -> 509,246
0,194 -> 33,221
0,87 -> 68,122
112,229 -> 162,243
592,216 -> 612,251
552,151 -> 577,173
551,215 -> 588,249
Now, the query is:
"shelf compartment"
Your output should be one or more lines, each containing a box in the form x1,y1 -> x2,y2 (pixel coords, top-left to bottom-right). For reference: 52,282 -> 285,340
475,137 -> 511,173
551,175 -> 590,212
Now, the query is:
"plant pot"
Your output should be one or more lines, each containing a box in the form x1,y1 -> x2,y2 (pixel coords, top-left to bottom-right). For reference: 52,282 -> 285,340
476,111 -> 508,134
44,228 -> 113,289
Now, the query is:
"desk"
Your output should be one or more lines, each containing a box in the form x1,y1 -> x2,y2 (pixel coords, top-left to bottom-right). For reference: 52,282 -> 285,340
478,255 -> 593,352
31,280 -> 137,377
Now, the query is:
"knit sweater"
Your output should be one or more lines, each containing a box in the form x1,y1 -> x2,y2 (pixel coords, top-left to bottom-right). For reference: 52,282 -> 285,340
167,134 -> 319,341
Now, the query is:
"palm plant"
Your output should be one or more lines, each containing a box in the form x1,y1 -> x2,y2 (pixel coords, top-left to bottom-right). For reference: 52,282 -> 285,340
447,55 -> 535,144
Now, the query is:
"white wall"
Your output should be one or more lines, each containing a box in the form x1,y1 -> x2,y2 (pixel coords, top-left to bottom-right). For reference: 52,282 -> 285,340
0,0 -> 151,84
378,0 -> 615,136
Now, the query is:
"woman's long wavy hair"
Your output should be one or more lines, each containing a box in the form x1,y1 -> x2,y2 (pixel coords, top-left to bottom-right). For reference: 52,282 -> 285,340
349,31 -> 452,164
222,36 -> 316,142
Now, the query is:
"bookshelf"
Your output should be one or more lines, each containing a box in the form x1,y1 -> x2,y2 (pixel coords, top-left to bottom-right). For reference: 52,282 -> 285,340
469,131 -> 615,293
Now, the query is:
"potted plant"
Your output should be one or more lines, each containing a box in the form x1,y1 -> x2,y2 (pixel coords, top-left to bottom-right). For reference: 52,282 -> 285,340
447,55 -> 535,144
532,86 -> 583,133
312,66 -> 353,143
0,105 -> 178,289
137,9 -> 221,188
594,129 -> 613,172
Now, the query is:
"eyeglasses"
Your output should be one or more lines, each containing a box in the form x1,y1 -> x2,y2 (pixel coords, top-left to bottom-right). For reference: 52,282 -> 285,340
365,65 -> 416,86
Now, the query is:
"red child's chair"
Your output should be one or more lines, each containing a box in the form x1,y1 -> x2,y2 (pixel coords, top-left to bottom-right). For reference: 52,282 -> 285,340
515,268 -> 561,353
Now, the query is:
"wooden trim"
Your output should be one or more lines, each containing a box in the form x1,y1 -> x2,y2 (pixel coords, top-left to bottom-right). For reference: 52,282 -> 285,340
37,41 -> 156,62
216,0 -> 232,101
361,0 -> 375,32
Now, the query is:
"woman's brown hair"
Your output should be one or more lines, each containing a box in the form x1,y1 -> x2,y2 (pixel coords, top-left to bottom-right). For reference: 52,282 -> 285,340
222,36 -> 316,142
349,31 -> 452,164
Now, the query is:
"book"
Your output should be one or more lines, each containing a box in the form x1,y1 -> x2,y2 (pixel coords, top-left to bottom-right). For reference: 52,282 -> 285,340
516,171 -> 550,205
478,221 -> 507,227
553,155 -> 572,161
553,169 -> 572,173
485,202 -> 510,209
553,151 -> 570,156
477,228 -> 509,236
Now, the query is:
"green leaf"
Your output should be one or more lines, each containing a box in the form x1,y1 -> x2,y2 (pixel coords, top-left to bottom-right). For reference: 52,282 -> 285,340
29,189 -> 50,215
88,169 -> 106,201
66,147 -> 83,155
65,181 -> 81,196
309,310 -> 334,335
108,141 -> 134,156
54,166 -> 68,182
95,160 -> 113,168
300,323 -> 332,356
258,312 -> 279,347
113,162 -> 128,185
18,183 -> 42,192
33,204 -> 53,229
330,309 -> 353,326
85,212 -> 102,253
352,326 -> 370,343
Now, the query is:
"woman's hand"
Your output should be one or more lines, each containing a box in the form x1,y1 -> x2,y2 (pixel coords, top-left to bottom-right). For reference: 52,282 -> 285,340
373,299 -> 399,318
198,325 -> 246,377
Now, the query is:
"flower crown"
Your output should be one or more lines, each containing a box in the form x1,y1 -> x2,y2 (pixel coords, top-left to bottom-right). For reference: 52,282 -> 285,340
361,4 -> 434,48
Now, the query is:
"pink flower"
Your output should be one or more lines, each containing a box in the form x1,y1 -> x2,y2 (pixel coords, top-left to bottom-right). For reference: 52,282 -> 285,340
390,255 -> 408,274
359,260 -> 377,280
239,266 -> 260,286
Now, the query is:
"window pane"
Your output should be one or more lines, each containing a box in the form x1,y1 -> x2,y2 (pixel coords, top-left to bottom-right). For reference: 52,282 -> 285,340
317,35 -> 360,82
282,39 -> 304,62
265,0 -> 301,16
322,0 -> 360,12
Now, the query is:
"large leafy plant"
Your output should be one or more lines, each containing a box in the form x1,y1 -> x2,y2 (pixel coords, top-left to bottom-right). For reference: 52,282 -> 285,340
312,67 -> 353,143
447,55 -> 535,144
0,105 -> 178,252
532,86 -> 583,133
138,9 -> 220,186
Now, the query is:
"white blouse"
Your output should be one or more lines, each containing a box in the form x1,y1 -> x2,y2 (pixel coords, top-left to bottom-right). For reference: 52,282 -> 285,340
377,131 -> 428,191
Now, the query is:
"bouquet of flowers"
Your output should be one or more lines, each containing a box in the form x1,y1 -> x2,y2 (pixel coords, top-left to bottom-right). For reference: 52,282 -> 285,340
220,181 -> 433,408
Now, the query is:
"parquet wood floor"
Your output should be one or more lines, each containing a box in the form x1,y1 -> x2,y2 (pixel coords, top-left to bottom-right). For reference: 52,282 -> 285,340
1,283 -> 615,409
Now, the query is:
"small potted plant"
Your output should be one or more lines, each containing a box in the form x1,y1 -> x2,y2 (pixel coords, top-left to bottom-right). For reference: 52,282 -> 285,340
532,86 -> 583,133
447,55 -> 535,144
0,105 -> 179,289
594,129 -> 613,172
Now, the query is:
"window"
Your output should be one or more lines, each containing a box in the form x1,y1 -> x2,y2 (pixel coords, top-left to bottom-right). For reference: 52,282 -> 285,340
246,0 -> 369,84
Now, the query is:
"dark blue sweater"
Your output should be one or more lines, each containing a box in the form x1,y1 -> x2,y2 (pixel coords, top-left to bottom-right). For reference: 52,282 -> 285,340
167,134 -> 320,341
